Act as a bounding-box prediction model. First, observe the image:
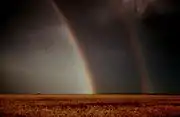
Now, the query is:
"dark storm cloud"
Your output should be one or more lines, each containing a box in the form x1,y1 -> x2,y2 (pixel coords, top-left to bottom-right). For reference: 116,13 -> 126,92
141,6 -> 180,93
1,0 -> 180,94
55,0 -> 180,94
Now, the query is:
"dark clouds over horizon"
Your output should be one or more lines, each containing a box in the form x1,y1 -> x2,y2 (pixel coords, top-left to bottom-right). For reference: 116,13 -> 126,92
0,0 -> 180,94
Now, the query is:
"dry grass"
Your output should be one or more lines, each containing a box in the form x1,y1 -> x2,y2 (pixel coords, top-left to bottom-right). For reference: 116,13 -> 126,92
0,95 -> 180,117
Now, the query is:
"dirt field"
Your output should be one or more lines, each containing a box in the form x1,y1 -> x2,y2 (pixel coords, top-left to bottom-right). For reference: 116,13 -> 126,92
0,95 -> 180,117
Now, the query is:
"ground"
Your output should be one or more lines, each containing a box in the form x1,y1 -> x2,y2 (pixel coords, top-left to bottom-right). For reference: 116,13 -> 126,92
0,95 -> 180,117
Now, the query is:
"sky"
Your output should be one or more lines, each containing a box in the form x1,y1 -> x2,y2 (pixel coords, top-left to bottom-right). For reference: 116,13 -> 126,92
0,0 -> 179,94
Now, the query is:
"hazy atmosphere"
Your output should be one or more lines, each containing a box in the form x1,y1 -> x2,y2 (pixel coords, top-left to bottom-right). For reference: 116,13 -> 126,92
0,0 -> 179,94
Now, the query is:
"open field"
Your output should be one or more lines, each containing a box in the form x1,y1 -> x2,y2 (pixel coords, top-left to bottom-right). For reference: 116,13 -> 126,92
0,95 -> 180,117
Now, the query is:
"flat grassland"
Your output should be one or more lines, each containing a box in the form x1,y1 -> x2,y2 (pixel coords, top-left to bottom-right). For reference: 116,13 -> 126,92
0,95 -> 180,117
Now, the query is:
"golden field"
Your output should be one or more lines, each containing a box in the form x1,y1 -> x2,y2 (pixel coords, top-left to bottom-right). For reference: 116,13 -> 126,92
0,95 -> 180,117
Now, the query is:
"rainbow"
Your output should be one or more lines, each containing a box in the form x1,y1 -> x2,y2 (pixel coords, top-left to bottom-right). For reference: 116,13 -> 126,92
50,1 -> 95,94
67,27 -> 96,94
127,22 -> 153,94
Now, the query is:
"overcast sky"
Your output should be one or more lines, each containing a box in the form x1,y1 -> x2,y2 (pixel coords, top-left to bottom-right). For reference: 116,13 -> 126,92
1,0 -> 180,94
